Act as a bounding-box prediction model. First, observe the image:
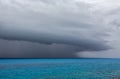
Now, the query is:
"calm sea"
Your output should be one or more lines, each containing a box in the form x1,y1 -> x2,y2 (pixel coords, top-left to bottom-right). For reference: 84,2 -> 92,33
0,59 -> 120,79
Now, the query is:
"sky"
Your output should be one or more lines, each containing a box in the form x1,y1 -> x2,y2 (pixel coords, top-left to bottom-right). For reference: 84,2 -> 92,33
0,0 -> 120,58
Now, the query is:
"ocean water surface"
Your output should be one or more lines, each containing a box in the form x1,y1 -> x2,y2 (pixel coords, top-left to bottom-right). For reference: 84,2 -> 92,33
0,59 -> 120,79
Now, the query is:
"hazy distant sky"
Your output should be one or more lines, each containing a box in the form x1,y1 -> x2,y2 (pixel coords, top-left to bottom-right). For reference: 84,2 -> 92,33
0,0 -> 120,58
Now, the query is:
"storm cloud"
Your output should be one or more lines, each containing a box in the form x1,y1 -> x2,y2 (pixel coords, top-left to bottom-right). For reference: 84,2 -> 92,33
1,0 -> 119,58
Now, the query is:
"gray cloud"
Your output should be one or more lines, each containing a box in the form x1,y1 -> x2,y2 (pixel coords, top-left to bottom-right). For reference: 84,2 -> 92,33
0,0 -> 112,58
77,0 -> 120,58
0,39 -> 81,58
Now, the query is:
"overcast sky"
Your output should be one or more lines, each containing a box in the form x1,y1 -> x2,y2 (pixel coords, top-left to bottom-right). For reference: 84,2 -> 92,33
0,0 -> 120,58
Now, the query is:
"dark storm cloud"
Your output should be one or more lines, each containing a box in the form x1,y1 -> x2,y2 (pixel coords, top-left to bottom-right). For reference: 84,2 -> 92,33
0,26 -> 109,51
1,39 -> 103,58
0,39 -> 81,58
0,0 -> 111,58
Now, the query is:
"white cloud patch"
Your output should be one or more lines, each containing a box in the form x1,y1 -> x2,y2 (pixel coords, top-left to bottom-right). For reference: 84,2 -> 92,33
77,0 -> 120,58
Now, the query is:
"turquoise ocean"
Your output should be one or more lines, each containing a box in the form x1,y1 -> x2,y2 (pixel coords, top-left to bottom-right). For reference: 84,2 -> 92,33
0,59 -> 120,79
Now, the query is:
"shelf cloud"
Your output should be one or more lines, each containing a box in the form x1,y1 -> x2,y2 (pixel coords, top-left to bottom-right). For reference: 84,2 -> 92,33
1,0 -> 120,58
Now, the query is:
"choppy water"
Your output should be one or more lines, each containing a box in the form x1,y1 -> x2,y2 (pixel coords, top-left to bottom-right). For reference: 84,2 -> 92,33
0,59 -> 120,79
